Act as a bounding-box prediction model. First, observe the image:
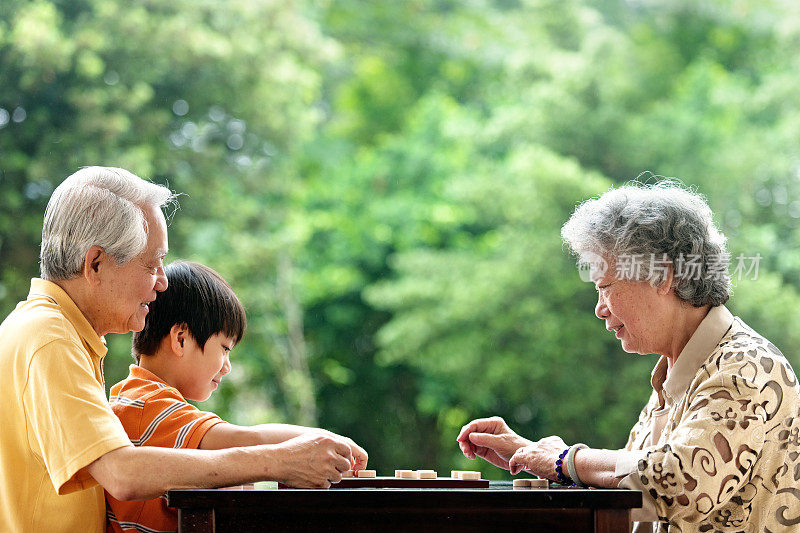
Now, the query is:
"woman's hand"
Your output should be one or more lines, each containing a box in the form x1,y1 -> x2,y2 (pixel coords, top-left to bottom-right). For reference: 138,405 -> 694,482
508,436 -> 568,478
456,416 -> 532,470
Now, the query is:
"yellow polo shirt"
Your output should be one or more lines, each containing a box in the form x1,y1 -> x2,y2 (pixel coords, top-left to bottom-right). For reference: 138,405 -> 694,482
0,279 -> 133,532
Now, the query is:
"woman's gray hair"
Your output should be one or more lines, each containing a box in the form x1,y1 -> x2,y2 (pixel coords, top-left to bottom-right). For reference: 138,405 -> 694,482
561,180 -> 731,307
40,166 -> 178,281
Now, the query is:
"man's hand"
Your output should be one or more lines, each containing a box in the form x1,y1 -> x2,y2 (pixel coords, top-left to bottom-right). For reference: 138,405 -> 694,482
456,416 -> 532,470
336,434 -> 369,472
312,429 -> 369,472
271,433 -> 355,488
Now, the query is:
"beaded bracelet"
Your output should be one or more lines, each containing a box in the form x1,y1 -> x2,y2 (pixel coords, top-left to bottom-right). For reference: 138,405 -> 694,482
566,443 -> 588,487
555,447 -> 571,485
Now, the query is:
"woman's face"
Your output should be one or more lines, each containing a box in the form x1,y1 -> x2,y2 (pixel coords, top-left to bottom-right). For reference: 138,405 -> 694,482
592,257 -> 670,356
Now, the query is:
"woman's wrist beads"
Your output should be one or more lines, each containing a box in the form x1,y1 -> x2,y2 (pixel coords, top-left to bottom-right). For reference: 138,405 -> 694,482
555,447 -> 570,484
555,444 -> 589,486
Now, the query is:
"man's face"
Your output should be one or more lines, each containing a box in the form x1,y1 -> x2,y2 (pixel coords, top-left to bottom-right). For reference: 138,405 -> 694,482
100,204 -> 168,335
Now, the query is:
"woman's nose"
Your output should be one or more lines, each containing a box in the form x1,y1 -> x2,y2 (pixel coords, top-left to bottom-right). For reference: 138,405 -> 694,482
595,293 -> 609,319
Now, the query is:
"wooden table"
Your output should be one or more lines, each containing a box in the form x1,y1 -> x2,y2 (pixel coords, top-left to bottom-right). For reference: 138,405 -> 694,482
168,482 -> 641,533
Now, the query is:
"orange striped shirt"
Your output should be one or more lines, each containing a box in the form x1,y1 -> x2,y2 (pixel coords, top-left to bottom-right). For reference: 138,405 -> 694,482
106,365 -> 223,533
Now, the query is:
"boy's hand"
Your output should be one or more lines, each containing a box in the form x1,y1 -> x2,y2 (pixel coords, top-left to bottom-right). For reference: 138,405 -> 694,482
271,433 -> 355,488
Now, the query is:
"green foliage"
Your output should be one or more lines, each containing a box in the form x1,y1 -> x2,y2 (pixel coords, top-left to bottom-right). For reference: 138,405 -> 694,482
2,0 -> 800,477
0,0 -> 336,426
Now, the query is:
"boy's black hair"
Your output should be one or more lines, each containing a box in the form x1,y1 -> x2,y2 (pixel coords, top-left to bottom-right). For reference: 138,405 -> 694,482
132,261 -> 246,362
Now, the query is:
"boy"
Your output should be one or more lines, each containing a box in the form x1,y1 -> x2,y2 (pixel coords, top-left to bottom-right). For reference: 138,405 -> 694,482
106,261 -> 367,533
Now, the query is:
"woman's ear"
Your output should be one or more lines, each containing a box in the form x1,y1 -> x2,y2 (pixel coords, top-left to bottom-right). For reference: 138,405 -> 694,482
656,264 -> 675,296
169,323 -> 190,357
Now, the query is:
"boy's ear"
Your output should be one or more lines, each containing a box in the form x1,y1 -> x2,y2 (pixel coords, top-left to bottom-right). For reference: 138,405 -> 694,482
169,323 -> 190,357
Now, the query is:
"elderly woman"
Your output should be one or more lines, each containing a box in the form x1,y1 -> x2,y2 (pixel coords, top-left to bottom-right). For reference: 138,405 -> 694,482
457,182 -> 800,532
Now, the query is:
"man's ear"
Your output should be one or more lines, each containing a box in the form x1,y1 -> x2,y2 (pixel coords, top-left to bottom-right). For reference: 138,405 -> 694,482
83,245 -> 106,285
169,323 -> 190,357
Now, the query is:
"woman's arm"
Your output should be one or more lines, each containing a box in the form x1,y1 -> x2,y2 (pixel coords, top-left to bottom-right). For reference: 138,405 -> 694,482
508,437 -> 623,487
571,447 -> 622,487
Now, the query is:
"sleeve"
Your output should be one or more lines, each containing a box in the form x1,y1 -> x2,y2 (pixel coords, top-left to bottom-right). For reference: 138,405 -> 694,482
137,387 -> 224,450
616,392 -> 660,522
22,339 -> 133,495
623,389 -> 660,452
617,352 -> 775,524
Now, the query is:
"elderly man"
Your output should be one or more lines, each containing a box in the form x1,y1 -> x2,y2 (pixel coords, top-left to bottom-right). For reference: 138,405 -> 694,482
0,167 -> 367,532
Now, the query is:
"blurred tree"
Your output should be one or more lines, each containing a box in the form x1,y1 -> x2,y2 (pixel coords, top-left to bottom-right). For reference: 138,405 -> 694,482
300,0 -> 800,471
1,0 -> 799,477
0,0 -> 337,426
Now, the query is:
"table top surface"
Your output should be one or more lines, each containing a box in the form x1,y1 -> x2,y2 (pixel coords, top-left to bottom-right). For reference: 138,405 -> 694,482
167,481 -> 642,510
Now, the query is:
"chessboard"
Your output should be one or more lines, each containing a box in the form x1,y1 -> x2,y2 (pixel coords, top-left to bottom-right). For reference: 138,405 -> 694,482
332,476 -> 489,489
279,470 -> 491,489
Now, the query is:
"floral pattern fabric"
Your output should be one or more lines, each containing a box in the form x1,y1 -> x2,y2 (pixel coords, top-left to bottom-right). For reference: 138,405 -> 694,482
622,310 -> 800,533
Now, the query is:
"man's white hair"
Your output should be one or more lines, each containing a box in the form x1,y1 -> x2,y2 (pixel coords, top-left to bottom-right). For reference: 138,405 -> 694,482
40,166 -> 177,281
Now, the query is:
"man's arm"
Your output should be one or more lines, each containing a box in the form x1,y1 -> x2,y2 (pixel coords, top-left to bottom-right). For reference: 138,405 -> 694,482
86,432 -> 352,500
198,422 -> 368,470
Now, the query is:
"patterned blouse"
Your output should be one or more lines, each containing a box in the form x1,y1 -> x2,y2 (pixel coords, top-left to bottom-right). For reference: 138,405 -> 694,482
616,305 -> 800,532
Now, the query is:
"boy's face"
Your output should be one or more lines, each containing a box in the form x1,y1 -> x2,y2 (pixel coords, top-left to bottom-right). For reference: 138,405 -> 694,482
178,332 -> 235,401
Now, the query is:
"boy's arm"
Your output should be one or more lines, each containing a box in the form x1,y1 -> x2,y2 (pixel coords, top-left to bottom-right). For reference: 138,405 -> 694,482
200,422 -> 322,446
86,432 -> 352,500
199,422 -> 368,470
